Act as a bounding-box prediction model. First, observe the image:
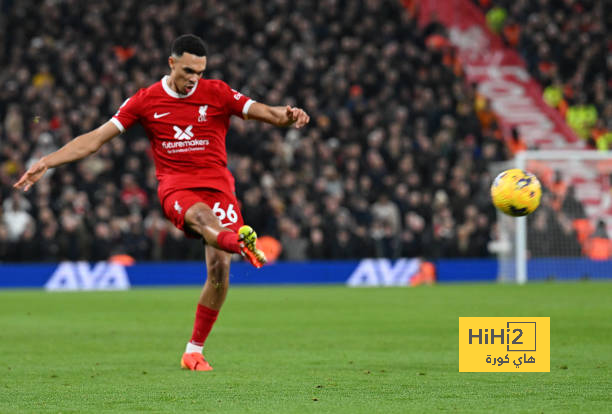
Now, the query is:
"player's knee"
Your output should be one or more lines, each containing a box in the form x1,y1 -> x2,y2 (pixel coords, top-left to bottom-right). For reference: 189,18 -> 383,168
185,204 -> 216,233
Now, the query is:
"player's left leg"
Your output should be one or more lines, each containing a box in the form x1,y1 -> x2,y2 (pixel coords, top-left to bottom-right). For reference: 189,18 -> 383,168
199,244 -> 231,310
181,245 -> 231,371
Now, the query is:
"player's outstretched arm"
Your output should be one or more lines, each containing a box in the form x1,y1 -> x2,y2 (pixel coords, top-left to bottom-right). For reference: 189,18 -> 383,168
246,103 -> 310,128
13,121 -> 121,192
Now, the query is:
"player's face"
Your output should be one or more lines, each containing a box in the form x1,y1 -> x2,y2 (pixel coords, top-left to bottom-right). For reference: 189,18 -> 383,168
168,52 -> 207,95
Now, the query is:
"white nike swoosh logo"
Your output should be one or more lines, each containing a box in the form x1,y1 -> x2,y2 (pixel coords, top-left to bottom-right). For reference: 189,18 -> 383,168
154,112 -> 170,119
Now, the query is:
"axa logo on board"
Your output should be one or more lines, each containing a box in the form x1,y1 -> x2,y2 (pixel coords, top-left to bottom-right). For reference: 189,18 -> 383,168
346,259 -> 420,286
45,262 -> 130,291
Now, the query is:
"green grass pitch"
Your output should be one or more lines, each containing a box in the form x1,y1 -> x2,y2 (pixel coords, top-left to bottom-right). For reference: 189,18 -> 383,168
0,282 -> 610,413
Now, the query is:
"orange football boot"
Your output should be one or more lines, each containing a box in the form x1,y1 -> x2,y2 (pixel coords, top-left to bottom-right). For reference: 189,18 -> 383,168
181,352 -> 213,371
238,225 -> 267,268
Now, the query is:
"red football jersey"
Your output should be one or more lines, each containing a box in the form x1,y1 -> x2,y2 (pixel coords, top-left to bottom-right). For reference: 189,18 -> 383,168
110,76 -> 254,203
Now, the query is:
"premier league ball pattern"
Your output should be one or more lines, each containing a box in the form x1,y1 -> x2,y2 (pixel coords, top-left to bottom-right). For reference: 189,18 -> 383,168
491,169 -> 542,217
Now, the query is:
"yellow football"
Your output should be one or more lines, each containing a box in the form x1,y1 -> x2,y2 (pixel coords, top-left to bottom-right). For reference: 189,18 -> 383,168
491,169 -> 542,217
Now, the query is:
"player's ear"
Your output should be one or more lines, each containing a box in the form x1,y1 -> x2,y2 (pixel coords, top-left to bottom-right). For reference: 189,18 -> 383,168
168,56 -> 175,71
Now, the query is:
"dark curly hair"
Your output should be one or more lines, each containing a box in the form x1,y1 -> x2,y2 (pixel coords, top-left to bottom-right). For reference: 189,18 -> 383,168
171,34 -> 208,57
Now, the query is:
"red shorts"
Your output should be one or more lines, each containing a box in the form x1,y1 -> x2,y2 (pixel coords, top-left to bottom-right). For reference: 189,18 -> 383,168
162,188 -> 244,237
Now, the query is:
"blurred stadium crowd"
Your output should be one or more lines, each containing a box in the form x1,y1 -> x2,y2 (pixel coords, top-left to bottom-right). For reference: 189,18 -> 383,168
0,0 -> 608,262
476,0 -> 611,149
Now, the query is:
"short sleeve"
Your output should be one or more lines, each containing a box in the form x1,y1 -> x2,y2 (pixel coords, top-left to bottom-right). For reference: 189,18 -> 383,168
110,89 -> 146,133
222,82 -> 255,119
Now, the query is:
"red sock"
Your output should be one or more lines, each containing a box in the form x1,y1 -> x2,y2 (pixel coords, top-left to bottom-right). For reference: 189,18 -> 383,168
216,230 -> 241,254
190,304 -> 220,346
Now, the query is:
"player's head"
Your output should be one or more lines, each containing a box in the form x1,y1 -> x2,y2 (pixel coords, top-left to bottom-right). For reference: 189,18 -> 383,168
168,34 -> 208,95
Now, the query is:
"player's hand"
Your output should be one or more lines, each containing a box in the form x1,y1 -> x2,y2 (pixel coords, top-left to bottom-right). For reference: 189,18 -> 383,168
285,105 -> 310,128
13,159 -> 48,192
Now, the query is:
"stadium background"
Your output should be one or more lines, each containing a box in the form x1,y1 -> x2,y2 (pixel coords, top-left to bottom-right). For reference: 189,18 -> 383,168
0,1 -> 611,413
0,0 -> 610,268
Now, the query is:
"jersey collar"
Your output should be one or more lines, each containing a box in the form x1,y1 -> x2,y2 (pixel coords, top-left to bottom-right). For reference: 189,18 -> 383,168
162,75 -> 198,99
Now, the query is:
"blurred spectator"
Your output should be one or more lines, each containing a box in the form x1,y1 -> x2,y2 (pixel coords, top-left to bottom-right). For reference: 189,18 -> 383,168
120,173 -> 148,213
38,223 -> 61,262
2,195 -> 33,241
566,97 -> 598,140
14,221 -> 40,261
279,218 -> 308,261
57,214 -> 91,261
528,210 -> 553,257
329,228 -> 360,259
561,186 -> 586,219
583,220 -> 611,261
486,6 -> 507,34
164,226 -> 204,261
592,220 -> 609,239
554,213 -> 582,257
0,224 -> 13,261
91,222 -> 115,262
507,128 -> 527,155
371,193 -> 402,235
307,228 -> 327,260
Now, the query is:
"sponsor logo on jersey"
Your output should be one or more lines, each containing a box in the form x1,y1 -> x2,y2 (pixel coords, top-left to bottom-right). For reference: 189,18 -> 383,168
198,105 -> 208,122
162,139 -> 209,149
154,112 -> 171,119
163,125 -> 209,153
173,125 -> 194,140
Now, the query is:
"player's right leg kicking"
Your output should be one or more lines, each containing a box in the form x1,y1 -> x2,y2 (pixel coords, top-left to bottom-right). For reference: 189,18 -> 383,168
181,198 -> 267,268
178,199 -> 266,370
